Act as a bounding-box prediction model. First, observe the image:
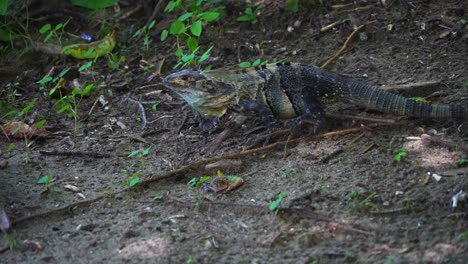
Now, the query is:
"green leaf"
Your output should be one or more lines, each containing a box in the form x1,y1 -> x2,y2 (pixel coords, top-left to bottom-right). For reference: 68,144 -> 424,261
57,104 -> 71,114
169,20 -> 185,35
11,125 -> 20,135
178,12 -> 193,21
38,175 -> 52,184
148,20 -> 156,29
21,98 -> 37,115
161,29 -> 169,41
151,103 -> 159,111
153,194 -> 164,200
71,87 -> 82,96
82,83 -> 94,96
239,61 -> 251,68
128,149 -> 140,158
58,67 -> 71,78
7,143 -> 14,152
133,28 -> 142,38
287,0 -> 298,12
190,20 -> 202,36
252,58 -> 261,67
37,76 -> 53,84
44,32 -> 54,43
0,0 -> 8,15
198,11 -> 220,22
268,191 -> 286,212
244,7 -> 253,15
175,48 -> 183,57
237,15 -> 252,22
34,119 -> 47,128
142,146 -> 151,156
39,24 -> 51,34
164,0 -> 177,13
198,176 -> 211,186
129,173 -> 140,187
393,150 -> 407,161
187,37 -> 198,52
198,46 -> 213,63
71,0 -> 119,10
187,177 -> 198,187
2,110 -> 17,119
79,61 -> 93,72
54,23 -> 63,30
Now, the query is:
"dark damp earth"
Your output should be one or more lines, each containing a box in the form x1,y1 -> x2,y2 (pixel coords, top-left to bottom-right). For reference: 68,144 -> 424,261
1,1 -> 467,263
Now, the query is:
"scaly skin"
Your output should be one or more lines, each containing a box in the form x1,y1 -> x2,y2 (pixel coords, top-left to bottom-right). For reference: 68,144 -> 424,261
163,63 -> 467,131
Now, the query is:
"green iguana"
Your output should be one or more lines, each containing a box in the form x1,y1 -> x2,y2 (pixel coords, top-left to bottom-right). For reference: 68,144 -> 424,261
162,63 -> 467,133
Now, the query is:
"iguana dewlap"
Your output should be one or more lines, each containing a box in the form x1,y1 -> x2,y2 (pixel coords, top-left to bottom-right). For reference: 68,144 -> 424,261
162,63 -> 467,132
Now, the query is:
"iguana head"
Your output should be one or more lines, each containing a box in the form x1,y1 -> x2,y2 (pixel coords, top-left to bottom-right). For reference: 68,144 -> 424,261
162,69 -> 237,117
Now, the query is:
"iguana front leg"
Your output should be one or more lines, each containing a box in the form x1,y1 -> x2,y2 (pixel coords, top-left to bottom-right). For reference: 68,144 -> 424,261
289,87 -> 326,135
240,99 -> 274,133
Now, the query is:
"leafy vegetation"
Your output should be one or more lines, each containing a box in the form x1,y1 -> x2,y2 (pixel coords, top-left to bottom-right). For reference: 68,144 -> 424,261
268,191 -> 286,213
120,147 -> 152,188
2,99 -> 46,162
161,0 -> 223,69
392,148 -> 407,162
39,20 -> 70,45
237,4 -> 265,25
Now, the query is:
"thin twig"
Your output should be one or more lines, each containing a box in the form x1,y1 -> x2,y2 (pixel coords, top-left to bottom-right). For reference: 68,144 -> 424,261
320,20 -> 377,69
126,97 -> 148,129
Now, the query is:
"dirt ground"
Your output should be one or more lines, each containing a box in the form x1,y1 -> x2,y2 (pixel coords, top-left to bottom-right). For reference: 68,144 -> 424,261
1,0 -> 468,263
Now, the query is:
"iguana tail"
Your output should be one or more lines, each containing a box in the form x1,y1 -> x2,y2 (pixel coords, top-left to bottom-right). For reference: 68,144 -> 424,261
304,66 -> 468,119
343,81 -> 467,118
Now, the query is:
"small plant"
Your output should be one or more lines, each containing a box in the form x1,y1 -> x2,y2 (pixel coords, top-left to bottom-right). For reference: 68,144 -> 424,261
132,20 -> 156,51
1,230 -> 16,251
0,81 -> 20,108
359,192 -> 377,209
121,172 -> 140,187
37,175 -> 53,194
107,53 -> 126,70
237,4 -> 265,24
392,148 -> 407,162
345,190 -> 362,202
53,83 -> 94,139
458,159 -> 467,166
39,19 -> 70,45
456,231 -> 468,242
188,175 -> 211,187
174,45 -> 213,69
162,0 -> 223,68
239,58 -> 283,68
120,147 -> 152,188
402,196 -> 414,212
2,99 -> 46,162
268,191 -> 286,214
37,175 -> 52,185
410,97 -> 431,103
153,194 -> 164,200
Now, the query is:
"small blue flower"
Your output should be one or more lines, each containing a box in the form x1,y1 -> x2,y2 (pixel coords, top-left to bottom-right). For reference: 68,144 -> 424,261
80,33 -> 93,42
